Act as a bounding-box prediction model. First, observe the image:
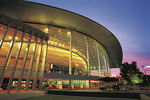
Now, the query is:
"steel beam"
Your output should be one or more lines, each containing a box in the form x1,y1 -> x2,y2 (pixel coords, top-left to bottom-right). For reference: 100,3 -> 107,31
16,31 -> 33,92
6,29 -> 26,93
32,36 -> 43,91
25,34 -> 39,91
38,40 -> 48,90
0,25 -> 19,87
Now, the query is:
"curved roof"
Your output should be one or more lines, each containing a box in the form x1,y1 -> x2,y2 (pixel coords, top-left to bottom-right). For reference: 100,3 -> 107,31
0,0 -> 122,68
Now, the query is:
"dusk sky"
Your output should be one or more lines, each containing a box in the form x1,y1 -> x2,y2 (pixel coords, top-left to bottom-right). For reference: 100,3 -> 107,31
26,0 -> 150,76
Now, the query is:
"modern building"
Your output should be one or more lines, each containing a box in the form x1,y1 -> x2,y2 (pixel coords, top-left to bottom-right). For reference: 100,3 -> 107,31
0,0 -> 122,92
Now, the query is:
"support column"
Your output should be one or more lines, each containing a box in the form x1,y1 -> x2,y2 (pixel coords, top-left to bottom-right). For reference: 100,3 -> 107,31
89,80 -> 91,89
0,22 -> 11,49
32,36 -> 43,91
96,43 -> 101,77
69,79 -> 71,90
6,29 -> 26,93
104,55 -> 108,77
0,25 -> 19,87
69,31 -> 72,75
39,40 -> 48,90
25,34 -> 39,91
86,36 -> 90,76
16,31 -> 33,92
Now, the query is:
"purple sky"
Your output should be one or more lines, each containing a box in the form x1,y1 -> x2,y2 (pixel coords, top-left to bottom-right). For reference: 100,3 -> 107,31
26,0 -> 150,76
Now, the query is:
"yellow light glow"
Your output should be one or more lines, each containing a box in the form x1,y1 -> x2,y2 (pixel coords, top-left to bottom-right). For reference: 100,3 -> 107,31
58,30 -> 61,32
15,37 -> 18,39
1,27 -> 3,29
68,32 -> 71,34
59,44 -> 61,46
62,44 -> 64,46
9,36 -> 12,39
51,41 -> 54,44
45,28 -> 48,32
55,42 -> 58,45
48,41 -> 50,43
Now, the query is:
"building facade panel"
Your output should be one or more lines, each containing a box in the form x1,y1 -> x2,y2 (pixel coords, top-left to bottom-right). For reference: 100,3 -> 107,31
0,0 -> 122,92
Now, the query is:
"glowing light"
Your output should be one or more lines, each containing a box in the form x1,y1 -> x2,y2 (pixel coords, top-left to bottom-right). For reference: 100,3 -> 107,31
51,41 -> 54,44
48,41 -> 50,43
58,30 -> 61,32
18,42 -> 21,48
10,41 -> 13,47
15,37 -> 18,39
59,44 -> 61,46
9,36 -> 12,39
1,27 -> 3,29
62,44 -> 64,46
146,66 -> 150,68
45,28 -> 48,32
55,42 -> 58,45
68,32 -> 71,34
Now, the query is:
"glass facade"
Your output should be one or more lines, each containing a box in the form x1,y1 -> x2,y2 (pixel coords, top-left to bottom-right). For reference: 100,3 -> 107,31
0,15 -> 110,92
27,23 -> 110,77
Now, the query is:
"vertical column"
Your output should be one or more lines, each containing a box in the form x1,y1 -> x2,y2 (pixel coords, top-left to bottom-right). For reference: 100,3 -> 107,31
6,29 -> 26,93
25,34 -> 39,91
96,43 -> 101,77
89,80 -> 91,89
16,31 -> 33,92
0,22 -> 11,49
39,40 -> 48,90
86,36 -> 90,76
0,25 -> 19,87
69,31 -> 72,75
69,79 -> 71,90
104,54 -> 108,77
32,36 -> 43,91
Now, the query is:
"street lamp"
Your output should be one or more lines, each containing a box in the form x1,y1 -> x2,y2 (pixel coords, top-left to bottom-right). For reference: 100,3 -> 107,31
141,65 -> 150,87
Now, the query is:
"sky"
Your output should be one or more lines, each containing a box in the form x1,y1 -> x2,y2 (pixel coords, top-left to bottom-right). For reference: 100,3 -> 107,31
26,0 -> 150,76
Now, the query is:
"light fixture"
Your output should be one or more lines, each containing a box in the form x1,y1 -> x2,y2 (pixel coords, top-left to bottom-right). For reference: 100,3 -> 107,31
1,27 -> 3,29
51,41 -> 54,44
59,44 -> 61,46
55,42 -> 57,45
62,44 -> 64,46
45,28 -> 48,32
68,32 -> 71,34
48,41 -> 50,43
58,30 -> 61,32
8,36 -> 12,39
15,37 -> 18,39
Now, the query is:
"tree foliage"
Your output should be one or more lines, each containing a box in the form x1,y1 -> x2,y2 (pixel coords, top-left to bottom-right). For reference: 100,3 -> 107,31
120,61 -> 144,84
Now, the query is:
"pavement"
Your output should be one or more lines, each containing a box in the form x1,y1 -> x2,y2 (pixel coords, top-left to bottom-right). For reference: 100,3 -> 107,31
0,91 -> 46,100
0,89 -> 149,100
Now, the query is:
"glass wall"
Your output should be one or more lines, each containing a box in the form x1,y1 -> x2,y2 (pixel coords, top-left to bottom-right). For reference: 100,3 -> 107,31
0,21 -> 110,92
0,22 -> 48,92
26,23 -> 110,77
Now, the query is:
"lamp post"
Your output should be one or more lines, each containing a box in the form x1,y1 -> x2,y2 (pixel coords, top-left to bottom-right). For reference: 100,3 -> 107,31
141,65 -> 150,87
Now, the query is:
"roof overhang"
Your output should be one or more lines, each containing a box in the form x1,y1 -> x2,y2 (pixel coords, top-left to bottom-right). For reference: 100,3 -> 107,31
0,0 -> 123,68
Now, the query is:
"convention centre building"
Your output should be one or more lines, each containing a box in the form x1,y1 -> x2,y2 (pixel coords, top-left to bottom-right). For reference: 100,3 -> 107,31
0,0 -> 122,92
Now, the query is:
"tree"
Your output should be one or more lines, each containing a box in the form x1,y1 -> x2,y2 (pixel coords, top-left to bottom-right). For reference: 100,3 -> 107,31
120,61 -> 144,85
